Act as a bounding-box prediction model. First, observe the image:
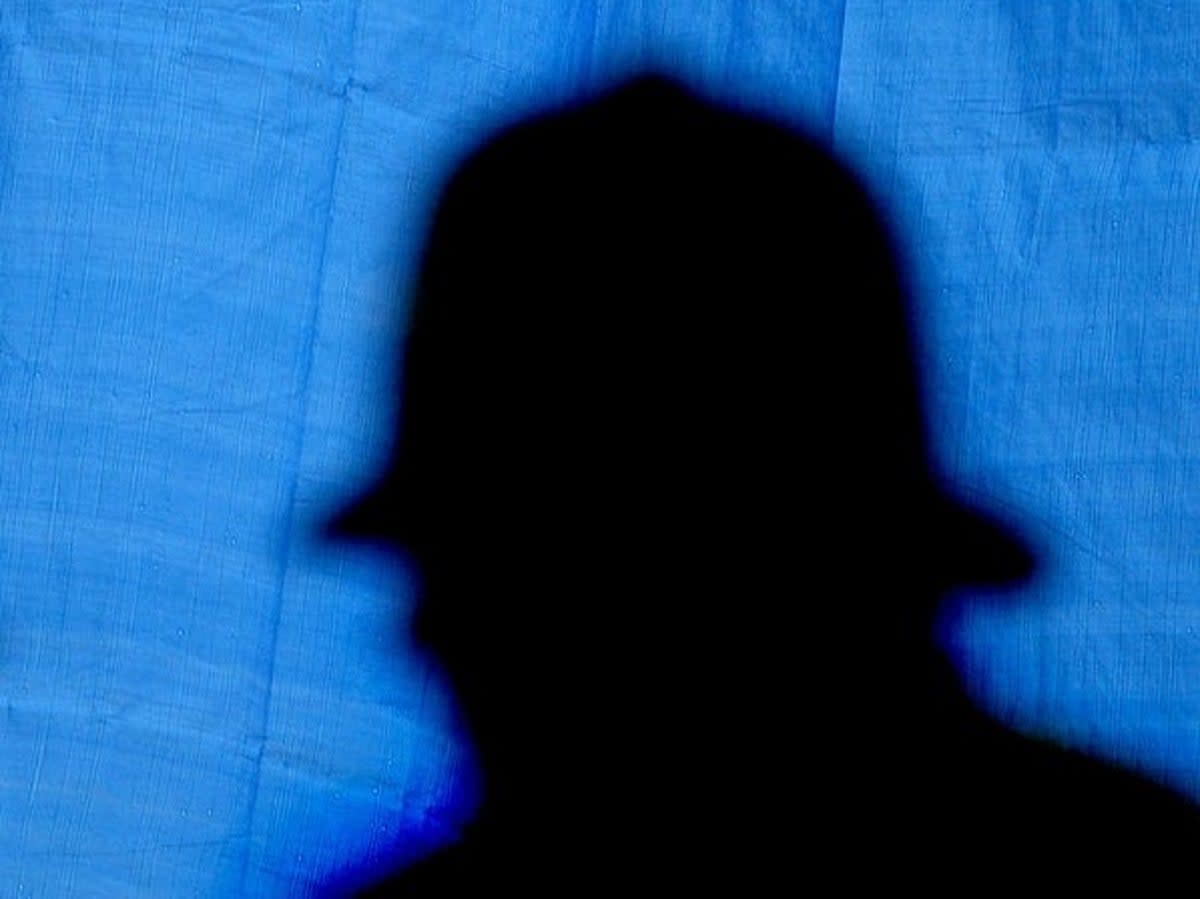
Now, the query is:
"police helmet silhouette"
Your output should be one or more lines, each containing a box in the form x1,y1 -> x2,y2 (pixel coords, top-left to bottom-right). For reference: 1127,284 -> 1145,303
329,74 -> 1033,596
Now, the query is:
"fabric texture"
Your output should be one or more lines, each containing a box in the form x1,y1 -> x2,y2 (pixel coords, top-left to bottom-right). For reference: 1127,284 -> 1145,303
2,3 -> 1198,895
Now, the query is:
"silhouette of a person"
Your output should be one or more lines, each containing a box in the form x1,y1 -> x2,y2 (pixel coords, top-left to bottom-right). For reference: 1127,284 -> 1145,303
326,75 -> 1200,893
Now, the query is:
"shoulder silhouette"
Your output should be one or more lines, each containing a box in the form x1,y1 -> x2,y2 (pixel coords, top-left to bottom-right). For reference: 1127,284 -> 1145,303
322,74 -> 1200,893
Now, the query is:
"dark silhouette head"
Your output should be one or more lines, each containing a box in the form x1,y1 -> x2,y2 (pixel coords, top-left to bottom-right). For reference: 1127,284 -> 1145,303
324,75 -> 1200,892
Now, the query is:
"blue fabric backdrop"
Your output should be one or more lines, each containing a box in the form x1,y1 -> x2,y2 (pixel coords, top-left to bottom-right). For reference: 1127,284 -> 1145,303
4,3 -> 1200,895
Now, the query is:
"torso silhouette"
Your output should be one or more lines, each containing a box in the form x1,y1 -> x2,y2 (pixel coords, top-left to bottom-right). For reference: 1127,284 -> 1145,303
327,75 -> 1200,894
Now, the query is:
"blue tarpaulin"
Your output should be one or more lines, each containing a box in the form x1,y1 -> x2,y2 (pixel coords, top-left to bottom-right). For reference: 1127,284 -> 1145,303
4,3 -> 1200,895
